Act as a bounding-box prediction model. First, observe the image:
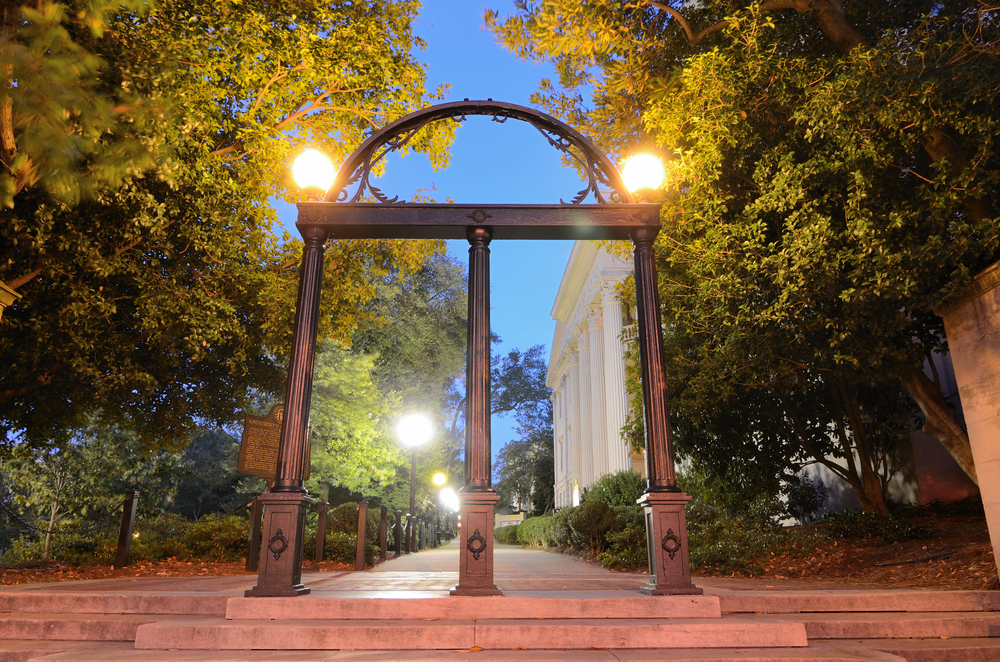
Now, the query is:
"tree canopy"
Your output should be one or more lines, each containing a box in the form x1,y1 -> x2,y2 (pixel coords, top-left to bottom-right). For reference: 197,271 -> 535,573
1,0 -> 452,448
489,0 -> 1000,512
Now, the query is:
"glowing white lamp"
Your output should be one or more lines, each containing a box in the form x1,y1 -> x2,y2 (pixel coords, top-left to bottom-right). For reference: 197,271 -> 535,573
440,487 -> 460,512
398,414 -> 432,448
621,153 -> 666,193
292,149 -> 336,194
433,472 -> 447,486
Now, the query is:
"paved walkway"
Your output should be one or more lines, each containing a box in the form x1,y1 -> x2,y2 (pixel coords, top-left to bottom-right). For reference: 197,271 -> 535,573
0,540 -> 869,598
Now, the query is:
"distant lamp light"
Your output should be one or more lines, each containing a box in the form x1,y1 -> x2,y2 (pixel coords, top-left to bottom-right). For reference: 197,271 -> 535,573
292,149 -> 336,198
440,487 -> 460,512
433,472 -> 447,486
621,153 -> 665,194
398,414 -> 433,448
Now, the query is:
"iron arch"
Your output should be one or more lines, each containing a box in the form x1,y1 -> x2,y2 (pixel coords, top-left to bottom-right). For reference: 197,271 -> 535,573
327,99 -> 635,206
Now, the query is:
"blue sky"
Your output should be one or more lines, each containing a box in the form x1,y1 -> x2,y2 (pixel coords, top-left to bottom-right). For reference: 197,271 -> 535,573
276,1 -> 588,458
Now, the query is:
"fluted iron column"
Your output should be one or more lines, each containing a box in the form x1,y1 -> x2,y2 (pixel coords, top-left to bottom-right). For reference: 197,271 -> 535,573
246,225 -> 326,598
452,226 -> 501,597
631,227 -> 701,596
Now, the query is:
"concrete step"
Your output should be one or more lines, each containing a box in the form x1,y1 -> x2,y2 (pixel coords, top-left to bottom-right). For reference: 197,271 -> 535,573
225,596 -> 722,620
717,590 -> 1000,614
830,637 -> 1000,662
133,616 -> 808,651
0,593 -> 229,616
785,611 -> 1000,639
20,642 -> 904,662
0,614 -> 192,642
0,641 -> 133,662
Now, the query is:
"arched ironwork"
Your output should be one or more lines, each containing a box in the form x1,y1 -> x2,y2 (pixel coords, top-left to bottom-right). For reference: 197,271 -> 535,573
326,99 -> 635,206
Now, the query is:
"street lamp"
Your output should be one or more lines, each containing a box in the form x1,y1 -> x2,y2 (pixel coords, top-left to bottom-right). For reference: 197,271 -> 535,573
292,149 -> 336,200
398,414 -> 432,539
621,153 -> 665,195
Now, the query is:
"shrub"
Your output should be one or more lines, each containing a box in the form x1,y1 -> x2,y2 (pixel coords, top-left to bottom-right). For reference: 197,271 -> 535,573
549,507 -> 576,547
585,470 -> 646,509
493,524 -> 520,545
568,500 -> 618,555
821,509 -> 928,544
598,505 -> 647,571
517,515 -> 554,547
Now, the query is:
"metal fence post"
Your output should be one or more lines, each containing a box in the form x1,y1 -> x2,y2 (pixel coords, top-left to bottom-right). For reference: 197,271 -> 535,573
245,497 -> 263,572
379,505 -> 388,563
418,519 -> 424,551
394,509 -> 402,555
113,490 -> 139,570
355,500 -> 368,571
315,501 -> 328,563
407,514 -> 414,553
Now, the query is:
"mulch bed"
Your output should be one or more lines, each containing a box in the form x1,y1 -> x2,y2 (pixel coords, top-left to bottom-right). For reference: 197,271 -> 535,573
0,558 -> 354,586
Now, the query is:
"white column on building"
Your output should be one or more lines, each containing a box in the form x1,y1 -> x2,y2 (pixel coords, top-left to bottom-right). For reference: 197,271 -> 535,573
576,331 -> 594,488
567,349 -> 582,499
587,305 -> 608,481
601,279 -> 631,474
551,388 -> 562,508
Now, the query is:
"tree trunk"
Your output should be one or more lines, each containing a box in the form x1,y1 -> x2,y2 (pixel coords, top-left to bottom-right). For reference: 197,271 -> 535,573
898,365 -> 978,485
42,501 -> 57,562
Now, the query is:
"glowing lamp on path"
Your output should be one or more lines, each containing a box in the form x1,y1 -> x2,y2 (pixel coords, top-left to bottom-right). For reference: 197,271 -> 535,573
433,472 -> 447,486
398,414 -> 433,448
621,153 -> 665,197
292,149 -> 336,199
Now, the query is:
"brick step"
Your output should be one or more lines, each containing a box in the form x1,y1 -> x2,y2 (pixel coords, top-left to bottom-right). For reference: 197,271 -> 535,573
224,596 -> 722,621
0,614 -> 193,642
783,611 -> 1000,639
717,590 -> 1000,614
0,593 -> 229,616
133,617 -> 808,651
20,642 -> 905,662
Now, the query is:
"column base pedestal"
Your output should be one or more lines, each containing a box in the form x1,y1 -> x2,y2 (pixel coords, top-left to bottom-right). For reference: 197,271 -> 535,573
245,491 -> 313,598
450,489 -> 502,597
638,491 -> 703,596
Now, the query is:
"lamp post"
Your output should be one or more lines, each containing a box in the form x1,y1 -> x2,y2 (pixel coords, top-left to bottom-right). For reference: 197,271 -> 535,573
432,473 -> 446,546
621,153 -> 701,596
246,149 -> 336,598
398,414 -> 432,552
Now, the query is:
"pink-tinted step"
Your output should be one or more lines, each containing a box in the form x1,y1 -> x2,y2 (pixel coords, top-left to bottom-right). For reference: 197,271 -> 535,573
225,596 -> 721,620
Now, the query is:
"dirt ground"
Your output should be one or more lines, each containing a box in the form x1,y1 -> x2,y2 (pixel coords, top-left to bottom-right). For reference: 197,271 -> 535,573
2,512 -> 996,591
744,513 -> 999,591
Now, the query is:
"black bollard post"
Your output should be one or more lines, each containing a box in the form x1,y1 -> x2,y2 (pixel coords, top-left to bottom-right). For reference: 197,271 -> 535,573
379,505 -> 388,563
315,501 -> 328,563
245,497 -> 264,572
113,490 -> 139,570
355,500 -> 368,571
394,509 -> 402,556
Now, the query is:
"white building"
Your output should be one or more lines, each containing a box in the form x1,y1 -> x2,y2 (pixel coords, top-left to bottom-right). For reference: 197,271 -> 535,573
547,241 -> 645,509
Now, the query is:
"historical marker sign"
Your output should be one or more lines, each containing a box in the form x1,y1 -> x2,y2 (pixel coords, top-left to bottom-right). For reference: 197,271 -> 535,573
238,404 -> 310,480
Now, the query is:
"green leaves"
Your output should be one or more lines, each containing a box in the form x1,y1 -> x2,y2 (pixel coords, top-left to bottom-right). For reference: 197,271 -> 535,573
1,0 -> 450,447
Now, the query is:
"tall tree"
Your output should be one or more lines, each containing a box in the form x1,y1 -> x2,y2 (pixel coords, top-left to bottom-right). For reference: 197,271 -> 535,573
1,0 -> 452,448
489,1 -> 1000,507
492,344 -> 555,516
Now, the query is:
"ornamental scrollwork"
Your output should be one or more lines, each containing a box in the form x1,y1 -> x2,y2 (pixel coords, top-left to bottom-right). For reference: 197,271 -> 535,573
268,528 -> 289,561
467,528 -> 487,561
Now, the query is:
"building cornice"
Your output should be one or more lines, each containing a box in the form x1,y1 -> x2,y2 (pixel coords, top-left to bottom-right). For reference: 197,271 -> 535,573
935,260 -> 1000,319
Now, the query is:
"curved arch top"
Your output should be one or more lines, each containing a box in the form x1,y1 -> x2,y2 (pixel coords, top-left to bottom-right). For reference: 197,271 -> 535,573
327,99 -> 635,205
